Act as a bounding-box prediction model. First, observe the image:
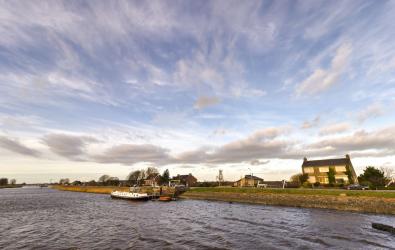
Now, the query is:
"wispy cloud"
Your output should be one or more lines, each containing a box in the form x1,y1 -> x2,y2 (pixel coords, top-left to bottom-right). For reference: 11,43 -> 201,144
296,42 -> 352,96
1,1 -> 395,182
250,159 -> 270,166
301,116 -> 320,129
194,96 -> 220,110
319,122 -> 350,135
357,103 -> 384,123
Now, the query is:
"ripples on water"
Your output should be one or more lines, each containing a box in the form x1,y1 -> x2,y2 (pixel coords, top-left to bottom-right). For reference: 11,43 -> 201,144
0,188 -> 394,249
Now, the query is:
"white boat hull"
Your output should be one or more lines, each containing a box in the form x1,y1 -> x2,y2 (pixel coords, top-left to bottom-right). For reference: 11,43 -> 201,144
110,191 -> 151,201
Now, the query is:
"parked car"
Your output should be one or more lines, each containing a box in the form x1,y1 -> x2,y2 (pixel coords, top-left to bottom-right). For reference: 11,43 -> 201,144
346,184 -> 369,190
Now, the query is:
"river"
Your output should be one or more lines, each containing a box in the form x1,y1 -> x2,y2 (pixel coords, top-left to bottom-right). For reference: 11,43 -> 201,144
0,187 -> 394,249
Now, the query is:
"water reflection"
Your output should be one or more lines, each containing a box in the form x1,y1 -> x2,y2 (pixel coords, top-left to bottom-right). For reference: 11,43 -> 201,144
0,188 -> 394,249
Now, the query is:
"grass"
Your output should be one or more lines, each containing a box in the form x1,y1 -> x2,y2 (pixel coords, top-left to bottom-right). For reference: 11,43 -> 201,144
52,185 -> 175,195
53,185 -> 132,194
187,187 -> 395,199
0,185 -> 23,189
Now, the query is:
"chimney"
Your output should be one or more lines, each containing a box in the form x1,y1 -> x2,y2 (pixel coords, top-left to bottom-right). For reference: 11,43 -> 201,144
303,157 -> 307,162
345,154 -> 350,159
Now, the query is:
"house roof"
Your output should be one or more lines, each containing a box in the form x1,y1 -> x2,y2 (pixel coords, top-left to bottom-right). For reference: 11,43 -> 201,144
302,157 -> 351,167
243,175 -> 263,180
172,174 -> 196,180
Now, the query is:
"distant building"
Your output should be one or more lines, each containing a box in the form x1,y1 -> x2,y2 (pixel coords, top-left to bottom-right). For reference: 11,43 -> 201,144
233,175 -> 263,187
143,174 -> 159,186
143,178 -> 158,186
171,174 -> 197,187
302,154 -> 358,184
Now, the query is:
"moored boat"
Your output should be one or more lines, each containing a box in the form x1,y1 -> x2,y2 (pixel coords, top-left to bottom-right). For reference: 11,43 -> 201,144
111,190 -> 151,200
158,196 -> 172,202
110,187 -> 151,201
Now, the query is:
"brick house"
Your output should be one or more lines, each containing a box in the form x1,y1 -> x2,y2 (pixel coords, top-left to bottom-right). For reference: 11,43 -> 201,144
171,174 -> 197,187
302,154 -> 358,184
233,175 -> 263,187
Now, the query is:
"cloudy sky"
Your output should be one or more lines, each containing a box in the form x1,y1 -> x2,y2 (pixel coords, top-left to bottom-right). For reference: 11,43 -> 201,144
1,0 -> 395,183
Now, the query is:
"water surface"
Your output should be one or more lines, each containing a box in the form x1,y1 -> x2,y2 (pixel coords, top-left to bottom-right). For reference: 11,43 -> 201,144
0,187 -> 394,249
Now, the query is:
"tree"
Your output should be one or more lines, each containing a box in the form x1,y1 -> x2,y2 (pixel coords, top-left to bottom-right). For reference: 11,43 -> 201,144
0,178 -> 8,186
358,166 -> 387,188
127,170 -> 142,185
345,165 -> 354,184
59,178 -> 70,185
380,167 -> 394,180
145,167 -> 159,177
139,169 -> 146,180
107,177 -> 120,186
290,173 -> 308,185
10,179 -> 16,185
87,180 -> 97,186
98,175 -> 110,184
72,180 -> 82,186
160,169 -> 170,185
327,168 -> 336,186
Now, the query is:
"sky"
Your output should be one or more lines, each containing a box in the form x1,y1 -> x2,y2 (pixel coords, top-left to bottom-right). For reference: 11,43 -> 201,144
1,0 -> 395,184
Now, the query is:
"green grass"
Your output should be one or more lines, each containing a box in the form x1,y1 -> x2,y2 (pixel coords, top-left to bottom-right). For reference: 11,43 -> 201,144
187,187 -> 395,199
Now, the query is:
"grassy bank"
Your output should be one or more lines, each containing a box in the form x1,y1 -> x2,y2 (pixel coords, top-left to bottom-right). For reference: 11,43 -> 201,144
187,187 -> 395,198
0,185 -> 23,189
53,185 -> 395,214
53,185 -> 128,194
180,187 -> 395,215
52,185 -> 175,195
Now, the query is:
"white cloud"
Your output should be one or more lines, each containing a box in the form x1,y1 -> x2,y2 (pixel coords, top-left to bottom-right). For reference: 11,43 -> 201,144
319,122 -> 350,135
296,42 -> 352,96
357,103 -> 384,123
308,125 -> 395,157
0,136 -> 40,157
92,144 -> 171,165
250,159 -> 270,165
43,134 -> 99,161
194,96 -> 220,110
301,116 -> 320,129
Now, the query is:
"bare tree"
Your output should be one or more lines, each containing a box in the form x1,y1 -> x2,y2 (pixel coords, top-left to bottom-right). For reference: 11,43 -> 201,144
59,178 -> 70,185
380,167 -> 394,180
10,179 -> 16,185
98,175 -> 110,184
127,170 -> 142,185
145,167 -> 159,177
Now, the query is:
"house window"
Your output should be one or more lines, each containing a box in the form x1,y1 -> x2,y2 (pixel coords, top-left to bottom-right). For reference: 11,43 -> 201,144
319,167 -> 329,173
335,166 -> 346,172
304,167 -> 314,173
335,175 -> 348,181
318,176 -> 329,184
308,176 -> 316,183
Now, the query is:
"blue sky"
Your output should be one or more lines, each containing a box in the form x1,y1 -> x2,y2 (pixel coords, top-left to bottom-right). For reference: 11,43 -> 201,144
1,0 -> 395,183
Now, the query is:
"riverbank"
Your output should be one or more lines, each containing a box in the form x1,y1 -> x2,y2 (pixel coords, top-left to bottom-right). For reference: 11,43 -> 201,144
52,185 -> 175,195
52,185 -> 395,214
180,187 -> 395,215
0,185 -> 23,189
